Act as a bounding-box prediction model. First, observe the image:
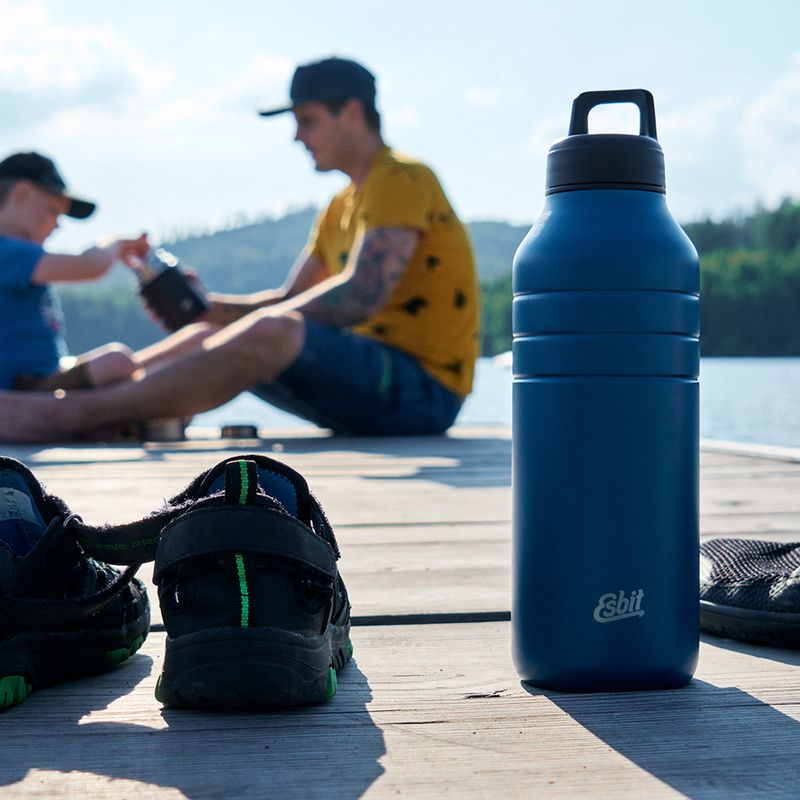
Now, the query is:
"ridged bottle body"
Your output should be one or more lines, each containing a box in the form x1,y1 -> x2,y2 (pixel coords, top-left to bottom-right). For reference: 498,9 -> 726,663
511,189 -> 699,691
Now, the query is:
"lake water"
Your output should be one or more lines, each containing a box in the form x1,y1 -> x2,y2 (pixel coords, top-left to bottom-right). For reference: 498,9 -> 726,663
194,357 -> 800,449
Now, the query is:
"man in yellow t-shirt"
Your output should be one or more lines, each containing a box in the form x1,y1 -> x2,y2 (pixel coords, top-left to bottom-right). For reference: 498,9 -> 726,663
0,57 -> 481,442
306,145 -> 478,398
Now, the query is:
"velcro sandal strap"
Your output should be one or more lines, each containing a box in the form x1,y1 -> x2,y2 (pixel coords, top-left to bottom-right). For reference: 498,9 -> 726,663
153,505 -> 337,582
73,512 -> 174,565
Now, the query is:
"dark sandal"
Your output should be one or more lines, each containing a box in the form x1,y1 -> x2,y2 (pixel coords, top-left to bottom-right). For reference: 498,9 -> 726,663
0,458 -> 149,710
73,454 -> 352,710
700,538 -> 800,648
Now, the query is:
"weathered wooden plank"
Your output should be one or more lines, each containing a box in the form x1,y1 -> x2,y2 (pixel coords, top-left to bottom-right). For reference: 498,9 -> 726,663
4,433 -> 800,625
2,624 -> 800,798
7,437 -> 511,527
2,431 -> 800,797
9,436 -> 800,524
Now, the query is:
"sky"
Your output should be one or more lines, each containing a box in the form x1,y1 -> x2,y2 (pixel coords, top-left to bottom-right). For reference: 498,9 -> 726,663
2,0 -> 800,253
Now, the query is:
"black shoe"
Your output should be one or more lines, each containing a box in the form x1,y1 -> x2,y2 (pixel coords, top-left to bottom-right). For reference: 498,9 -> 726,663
0,458 -> 150,710
700,538 -> 800,647
151,455 -> 352,709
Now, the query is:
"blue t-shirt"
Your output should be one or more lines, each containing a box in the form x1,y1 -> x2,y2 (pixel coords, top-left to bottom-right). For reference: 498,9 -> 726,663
0,236 -> 66,389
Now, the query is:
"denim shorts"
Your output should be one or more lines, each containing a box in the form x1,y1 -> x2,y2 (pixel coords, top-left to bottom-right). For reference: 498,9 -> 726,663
250,319 -> 463,436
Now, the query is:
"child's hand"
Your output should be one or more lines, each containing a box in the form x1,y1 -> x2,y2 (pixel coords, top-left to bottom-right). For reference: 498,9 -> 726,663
116,233 -> 150,268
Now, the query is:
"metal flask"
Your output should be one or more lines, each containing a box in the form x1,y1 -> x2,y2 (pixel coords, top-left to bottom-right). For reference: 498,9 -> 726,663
138,248 -> 209,331
511,89 -> 700,691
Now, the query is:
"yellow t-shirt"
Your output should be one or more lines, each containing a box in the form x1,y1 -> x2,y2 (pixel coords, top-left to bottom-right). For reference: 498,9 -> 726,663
306,147 -> 480,397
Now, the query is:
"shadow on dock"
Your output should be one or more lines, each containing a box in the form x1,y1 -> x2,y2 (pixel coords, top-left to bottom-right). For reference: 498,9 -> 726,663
532,678 -> 800,797
9,430 -> 512,489
0,655 -> 384,798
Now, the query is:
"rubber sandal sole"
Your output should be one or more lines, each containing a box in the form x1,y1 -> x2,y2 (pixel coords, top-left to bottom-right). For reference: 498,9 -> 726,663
0,621 -> 149,711
156,624 -> 352,710
700,599 -> 800,648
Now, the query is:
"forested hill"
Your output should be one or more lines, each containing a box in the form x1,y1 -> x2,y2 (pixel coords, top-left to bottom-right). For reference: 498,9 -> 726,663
57,199 -> 800,357
686,200 -> 800,354
479,199 -> 800,356
164,211 -> 528,291
57,210 -> 530,353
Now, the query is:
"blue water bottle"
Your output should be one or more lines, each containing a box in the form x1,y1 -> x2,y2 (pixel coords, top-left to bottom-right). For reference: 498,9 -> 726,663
511,89 -> 699,692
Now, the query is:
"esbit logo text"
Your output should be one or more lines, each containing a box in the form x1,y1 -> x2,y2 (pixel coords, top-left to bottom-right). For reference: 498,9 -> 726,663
593,590 -> 645,623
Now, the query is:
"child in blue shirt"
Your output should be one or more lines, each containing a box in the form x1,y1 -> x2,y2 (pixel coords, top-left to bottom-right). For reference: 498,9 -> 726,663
0,151 -> 149,390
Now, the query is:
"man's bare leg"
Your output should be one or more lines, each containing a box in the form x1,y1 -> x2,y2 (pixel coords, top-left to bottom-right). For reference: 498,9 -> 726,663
0,310 -> 305,442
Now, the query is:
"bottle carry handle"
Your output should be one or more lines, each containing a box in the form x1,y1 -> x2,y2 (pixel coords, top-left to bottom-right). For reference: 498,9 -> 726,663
569,89 -> 657,140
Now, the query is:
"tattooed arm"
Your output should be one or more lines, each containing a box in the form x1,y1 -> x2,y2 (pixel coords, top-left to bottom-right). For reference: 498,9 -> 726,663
263,227 -> 419,327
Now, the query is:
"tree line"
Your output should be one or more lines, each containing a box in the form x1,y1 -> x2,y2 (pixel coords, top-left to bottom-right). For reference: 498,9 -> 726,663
479,198 -> 800,356
57,201 -> 800,358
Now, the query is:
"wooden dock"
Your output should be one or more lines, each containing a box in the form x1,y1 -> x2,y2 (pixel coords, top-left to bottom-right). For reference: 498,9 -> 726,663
2,426 -> 800,798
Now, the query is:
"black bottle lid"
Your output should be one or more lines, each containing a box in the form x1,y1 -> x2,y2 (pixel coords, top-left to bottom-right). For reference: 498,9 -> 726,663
546,89 -> 665,195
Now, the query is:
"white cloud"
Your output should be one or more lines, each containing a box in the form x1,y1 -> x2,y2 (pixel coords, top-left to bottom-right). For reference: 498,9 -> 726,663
0,0 -> 171,128
740,53 -> 800,205
658,96 -> 736,166
660,96 -> 734,140
0,0 -> 293,142
0,1 -> 306,250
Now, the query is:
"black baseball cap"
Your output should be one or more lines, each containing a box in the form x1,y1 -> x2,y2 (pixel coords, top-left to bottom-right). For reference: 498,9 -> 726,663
259,57 -> 376,117
0,151 -> 96,219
